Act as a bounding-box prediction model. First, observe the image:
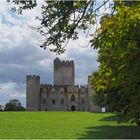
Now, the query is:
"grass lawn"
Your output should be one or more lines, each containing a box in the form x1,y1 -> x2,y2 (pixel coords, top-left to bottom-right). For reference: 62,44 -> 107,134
0,112 -> 139,139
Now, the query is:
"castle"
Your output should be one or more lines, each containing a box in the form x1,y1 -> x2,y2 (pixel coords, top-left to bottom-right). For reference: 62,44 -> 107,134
26,58 -> 101,112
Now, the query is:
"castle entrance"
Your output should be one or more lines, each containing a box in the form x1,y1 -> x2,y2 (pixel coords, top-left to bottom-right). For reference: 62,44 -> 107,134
71,105 -> 76,111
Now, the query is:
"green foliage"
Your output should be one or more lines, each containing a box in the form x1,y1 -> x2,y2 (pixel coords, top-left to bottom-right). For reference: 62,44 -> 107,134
91,1 -> 140,125
39,1 -> 96,54
8,0 -> 109,54
4,99 -> 26,111
92,91 -> 107,107
0,105 -> 3,111
0,112 -> 139,139
9,0 -> 37,14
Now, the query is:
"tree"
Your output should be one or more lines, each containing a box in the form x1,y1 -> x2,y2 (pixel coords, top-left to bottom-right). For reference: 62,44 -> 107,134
91,1 -> 140,125
7,1 -> 139,54
0,105 -> 4,111
8,0 -> 110,54
4,99 -> 26,111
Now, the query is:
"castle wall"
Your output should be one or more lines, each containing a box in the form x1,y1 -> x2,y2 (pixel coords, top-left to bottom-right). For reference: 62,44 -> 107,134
54,58 -> 74,86
26,75 -> 40,111
26,58 -> 101,112
39,85 -> 89,111
78,86 -> 89,111
40,85 -> 68,111
67,86 -> 79,111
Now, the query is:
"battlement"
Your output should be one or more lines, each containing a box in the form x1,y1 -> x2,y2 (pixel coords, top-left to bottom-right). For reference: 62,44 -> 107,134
54,57 -> 74,86
40,84 -> 53,88
79,86 -> 87,93
67,86 -> 79,92
26,75 -> 40,79
54,58 -> 74,67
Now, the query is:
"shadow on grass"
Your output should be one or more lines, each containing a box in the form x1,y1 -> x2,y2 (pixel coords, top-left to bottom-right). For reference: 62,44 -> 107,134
79,114 -> 140,139
79,125 -> 140,139
100,113 -> 123,123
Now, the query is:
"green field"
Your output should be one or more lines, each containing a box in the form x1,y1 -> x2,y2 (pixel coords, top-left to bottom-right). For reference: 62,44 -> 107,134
0,112 -> 139,139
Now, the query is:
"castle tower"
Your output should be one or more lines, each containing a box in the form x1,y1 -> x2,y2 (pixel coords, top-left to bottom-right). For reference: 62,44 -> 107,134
54,58 -> 74,85
26,75 -> 40,111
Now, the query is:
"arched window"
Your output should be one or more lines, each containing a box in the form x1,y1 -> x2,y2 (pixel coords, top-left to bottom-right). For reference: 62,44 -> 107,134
81,98 -> 85,104
61,98 -> 64,104
43,98 -> 46,104
71,95 -> 75,102
52,99 -> 55,105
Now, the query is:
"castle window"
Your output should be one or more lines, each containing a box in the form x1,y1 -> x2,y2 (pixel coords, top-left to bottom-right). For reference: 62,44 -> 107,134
43,93 -> 46,98
61,98 -> 64,104
71,95 -> 75,102
43,98 -> 46,104
52,99 -> 55,105
81,99 -> 85,104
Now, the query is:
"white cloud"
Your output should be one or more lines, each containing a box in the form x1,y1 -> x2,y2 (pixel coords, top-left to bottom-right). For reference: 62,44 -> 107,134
38,59 -> 52,70
0,1 -> 26,26
0,81 -> 26,106
0,0 -> 100,106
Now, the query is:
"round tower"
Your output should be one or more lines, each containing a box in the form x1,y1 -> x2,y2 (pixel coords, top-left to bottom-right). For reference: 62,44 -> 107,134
26,75 -> 40,111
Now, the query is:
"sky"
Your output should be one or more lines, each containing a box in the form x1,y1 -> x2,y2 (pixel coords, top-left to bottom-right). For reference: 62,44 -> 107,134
0,0 -> 111,107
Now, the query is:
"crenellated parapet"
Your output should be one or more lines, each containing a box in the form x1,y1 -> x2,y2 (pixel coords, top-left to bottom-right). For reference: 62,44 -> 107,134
79,85 -> 88,94
40,84 -> 53,88
67,86 -> 79,93
40,84 -> 54,93
54,57 -> 74,85
54,57 -> 74,67
26,75 -> 40,80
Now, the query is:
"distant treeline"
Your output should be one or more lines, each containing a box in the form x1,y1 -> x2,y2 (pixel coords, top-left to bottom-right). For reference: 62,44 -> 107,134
0,99 -> 26,111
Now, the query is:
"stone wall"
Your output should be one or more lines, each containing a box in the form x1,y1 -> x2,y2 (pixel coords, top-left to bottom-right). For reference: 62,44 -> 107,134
26,75 -> 40,111
26,58 -> 102,112
54,58 -> 74,86
40,85 -> 68,111
40,85 -> 89,111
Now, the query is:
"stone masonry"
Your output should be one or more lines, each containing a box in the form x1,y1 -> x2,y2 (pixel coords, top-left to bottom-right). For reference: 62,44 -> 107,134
26,58 -> 101,111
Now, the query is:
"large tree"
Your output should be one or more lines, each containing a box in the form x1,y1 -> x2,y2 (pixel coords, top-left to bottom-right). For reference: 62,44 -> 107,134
91,1 -> 140,125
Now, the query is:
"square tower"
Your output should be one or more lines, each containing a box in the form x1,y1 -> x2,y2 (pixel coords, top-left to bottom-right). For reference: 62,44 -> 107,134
54,58 -> 74,85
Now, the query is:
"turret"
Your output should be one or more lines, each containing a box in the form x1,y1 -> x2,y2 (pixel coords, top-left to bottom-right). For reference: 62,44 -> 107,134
26,75 -> 40,111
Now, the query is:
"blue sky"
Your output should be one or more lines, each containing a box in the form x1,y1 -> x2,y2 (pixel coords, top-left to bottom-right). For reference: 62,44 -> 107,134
0,1 -> 111,107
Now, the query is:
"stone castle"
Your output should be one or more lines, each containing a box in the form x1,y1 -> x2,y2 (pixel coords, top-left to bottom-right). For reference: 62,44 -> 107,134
26,58 -> 101,112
